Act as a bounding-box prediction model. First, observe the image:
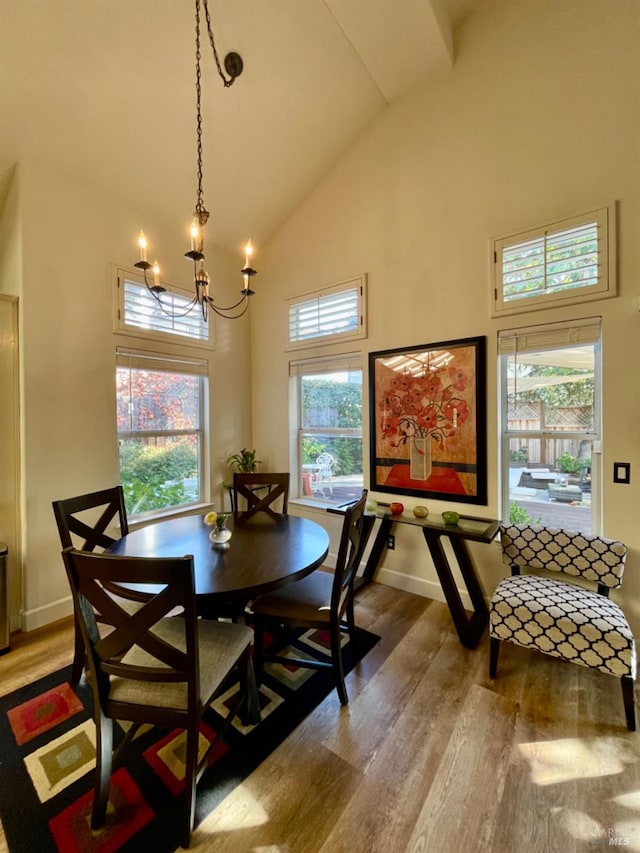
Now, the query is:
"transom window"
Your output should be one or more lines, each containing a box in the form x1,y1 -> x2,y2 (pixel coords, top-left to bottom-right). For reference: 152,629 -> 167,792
492,205 -> 615,316
116,269 -> 211,345
287,275 -> 367,349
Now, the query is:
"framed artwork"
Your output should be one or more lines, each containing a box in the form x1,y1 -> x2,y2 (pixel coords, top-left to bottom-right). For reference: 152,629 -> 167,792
369,336 -> 487,504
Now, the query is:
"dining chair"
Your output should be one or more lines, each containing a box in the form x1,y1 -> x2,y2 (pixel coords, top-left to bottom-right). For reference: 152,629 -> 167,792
490,523 -> 636,730
62,548 -> 258,849
252,489 -> 368,705
201,473 -> 291,623
52,486 -> 140,684
232,472 -> 289,521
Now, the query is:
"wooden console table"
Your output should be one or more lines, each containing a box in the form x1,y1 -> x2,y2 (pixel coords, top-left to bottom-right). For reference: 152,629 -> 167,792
329,505 -> 500,649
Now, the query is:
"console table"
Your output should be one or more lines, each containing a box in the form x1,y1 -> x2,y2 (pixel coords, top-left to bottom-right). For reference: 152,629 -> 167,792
330,505 -> 500,649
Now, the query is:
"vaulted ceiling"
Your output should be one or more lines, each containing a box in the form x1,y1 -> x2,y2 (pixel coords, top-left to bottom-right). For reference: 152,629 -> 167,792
0,0 -> 479,254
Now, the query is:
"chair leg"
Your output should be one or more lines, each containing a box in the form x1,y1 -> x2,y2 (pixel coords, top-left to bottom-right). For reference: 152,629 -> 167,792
621,676 -> 636,731
70,613 -> 85,684
182,724 -> 199,849
91,713 -> 113,829
345,596 -> 360,660
330,621 -> 348,705
252,618 -> 264,685
489,636 -> 500,678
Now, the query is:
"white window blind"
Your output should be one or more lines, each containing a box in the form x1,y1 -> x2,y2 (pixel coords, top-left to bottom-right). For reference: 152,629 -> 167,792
498,316 -> 602,356
115,348 -> 208,376
119,275 -> 209,343
289,352 -> 362,377
287,276 -> 366,348
492,206 -> 614,316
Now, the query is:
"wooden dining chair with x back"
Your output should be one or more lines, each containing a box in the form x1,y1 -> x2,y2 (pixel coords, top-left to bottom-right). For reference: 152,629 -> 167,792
200,472 -> 291,624
252,489 -> 368,705
232,472 -> 289,521
62,548 -> 257,849
52,485 -> 142,684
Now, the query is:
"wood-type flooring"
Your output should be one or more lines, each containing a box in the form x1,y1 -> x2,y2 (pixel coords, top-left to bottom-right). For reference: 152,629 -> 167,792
1,581 -> 638,852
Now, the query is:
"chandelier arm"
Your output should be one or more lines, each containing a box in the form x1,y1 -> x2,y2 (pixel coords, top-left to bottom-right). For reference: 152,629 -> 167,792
209,299 -> 251,320
141,269 -> 202,319
207,292 -> 253,312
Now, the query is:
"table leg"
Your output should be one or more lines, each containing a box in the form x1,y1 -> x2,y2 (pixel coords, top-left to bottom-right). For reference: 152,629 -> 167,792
353,515 -> 392,591
422,530 -> 488,649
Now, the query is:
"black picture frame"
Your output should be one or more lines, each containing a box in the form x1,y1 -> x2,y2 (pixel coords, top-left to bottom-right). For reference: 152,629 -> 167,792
368,336 -> 487,504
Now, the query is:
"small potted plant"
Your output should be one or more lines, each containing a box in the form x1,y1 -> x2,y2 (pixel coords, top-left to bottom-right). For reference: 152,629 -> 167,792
227,448 -> 260,474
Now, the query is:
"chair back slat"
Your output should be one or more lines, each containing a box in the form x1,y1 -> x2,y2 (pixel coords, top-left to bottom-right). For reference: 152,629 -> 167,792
233,472 -> 290,521
500,523 -> 627,590
63,549 -> 197,691
332,490 -> 368,616
53,486 -> 129,551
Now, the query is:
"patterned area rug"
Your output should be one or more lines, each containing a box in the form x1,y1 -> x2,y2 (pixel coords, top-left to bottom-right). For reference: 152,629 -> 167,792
0,625 -> 379,852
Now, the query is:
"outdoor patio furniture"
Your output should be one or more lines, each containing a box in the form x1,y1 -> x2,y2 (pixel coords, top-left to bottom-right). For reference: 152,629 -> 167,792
547,483 -> 582,503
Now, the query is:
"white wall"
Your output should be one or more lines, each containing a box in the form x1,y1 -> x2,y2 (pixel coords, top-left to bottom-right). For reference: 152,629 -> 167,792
251,0 -> 640,628
8,160 -> 252,629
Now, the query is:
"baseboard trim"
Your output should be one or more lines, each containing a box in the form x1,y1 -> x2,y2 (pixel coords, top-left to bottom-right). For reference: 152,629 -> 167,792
22,596 -> 73,632
324,551 -> 475,611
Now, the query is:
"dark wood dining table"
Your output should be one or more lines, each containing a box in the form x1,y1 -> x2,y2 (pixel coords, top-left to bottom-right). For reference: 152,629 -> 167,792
106,512 -> 330,609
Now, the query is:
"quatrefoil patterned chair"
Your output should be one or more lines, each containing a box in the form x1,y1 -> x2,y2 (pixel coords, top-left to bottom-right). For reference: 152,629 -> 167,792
490,523 -> 636,730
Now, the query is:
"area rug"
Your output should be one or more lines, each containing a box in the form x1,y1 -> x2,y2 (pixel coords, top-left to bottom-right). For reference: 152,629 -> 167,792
0,625 -> 379,853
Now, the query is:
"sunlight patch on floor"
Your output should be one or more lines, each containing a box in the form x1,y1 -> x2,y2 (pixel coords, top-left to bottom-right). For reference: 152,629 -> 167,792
551,807 -> 604,842
195,783 -> 269,834
613,790 -> 640,810
552,807 -> 640,850
518,737 -> 639,785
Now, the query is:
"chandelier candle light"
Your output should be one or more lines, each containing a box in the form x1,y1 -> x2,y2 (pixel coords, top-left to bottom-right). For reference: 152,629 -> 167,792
134,0 -> 257,321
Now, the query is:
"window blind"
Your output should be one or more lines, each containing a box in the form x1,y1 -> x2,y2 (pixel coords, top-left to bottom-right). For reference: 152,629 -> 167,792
121,278 -> 209,342
289,352 -> 362,377
116,348 -> 209,376
287,276 -> 365,346
498,316 -> 601,355
492,206 -> 613,315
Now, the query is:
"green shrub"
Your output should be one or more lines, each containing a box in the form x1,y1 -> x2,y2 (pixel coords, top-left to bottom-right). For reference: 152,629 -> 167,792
555,452 -> 581,474
509,502 -> 542,525
123,479 -> 191,516
120,441 -> 198,515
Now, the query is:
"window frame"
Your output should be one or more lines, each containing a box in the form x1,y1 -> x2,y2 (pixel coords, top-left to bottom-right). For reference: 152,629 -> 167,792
286,275 -> 367,351
491,204 -> 616,317
498,317 -> 602,535
114,266 -> 214,349
116,348 -> 209,520
289,353 -> 364,505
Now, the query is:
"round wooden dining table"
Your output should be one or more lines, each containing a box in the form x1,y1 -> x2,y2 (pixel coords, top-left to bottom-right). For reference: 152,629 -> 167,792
106,512 -> 330,607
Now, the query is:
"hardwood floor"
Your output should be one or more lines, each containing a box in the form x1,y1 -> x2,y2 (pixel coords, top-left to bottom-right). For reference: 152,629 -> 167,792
1,584 -> 639,852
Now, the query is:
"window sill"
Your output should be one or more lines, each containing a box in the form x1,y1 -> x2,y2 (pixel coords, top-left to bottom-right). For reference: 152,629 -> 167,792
128,502 -> 212,531
290,497 -> 337,514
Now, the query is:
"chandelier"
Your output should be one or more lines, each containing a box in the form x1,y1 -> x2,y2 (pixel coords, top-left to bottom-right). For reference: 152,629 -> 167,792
135,0 -> 257,321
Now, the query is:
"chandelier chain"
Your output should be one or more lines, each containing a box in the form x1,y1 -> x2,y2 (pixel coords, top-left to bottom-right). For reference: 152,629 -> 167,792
194,0 -> 208,223
202,0 -> 237,88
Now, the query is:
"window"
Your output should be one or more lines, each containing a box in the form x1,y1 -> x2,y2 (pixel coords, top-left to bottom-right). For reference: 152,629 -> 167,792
290,354 -> 363,506
492,205 -> 615,316
116,349 -> 208,518
116,269 -> 211,345
287,275 -> 367,349
498,317 -> 601,535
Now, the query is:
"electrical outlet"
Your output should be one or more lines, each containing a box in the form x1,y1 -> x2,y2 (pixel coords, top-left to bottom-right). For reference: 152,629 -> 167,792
386,534 -> 395,550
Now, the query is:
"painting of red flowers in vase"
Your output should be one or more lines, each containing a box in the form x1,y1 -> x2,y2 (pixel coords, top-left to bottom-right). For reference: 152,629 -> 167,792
369,337 -> 486,504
